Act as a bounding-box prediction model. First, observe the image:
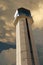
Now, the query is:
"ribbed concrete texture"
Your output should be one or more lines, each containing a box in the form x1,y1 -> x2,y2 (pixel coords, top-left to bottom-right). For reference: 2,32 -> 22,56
16,18 -> 39,65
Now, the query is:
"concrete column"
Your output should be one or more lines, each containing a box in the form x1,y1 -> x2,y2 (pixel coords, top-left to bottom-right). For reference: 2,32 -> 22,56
16,18 -> 32,65
27,19 -> 39,65
14,7 -> 40,65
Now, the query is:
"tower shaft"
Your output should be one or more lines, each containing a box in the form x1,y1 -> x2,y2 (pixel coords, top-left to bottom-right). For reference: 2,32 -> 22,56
14,7 -> 40,65
16,18 -> 39,65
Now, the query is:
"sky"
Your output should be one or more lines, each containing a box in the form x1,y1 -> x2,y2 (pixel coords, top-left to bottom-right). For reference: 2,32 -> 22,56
0,0 -> 43,65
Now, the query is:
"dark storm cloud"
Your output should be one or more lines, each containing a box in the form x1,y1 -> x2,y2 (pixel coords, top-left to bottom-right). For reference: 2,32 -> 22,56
32,28 -> 43,45
37,43 -> 43,65
0,49 -> 16,65
0,19 -> 6,38
0,42 -> 16,53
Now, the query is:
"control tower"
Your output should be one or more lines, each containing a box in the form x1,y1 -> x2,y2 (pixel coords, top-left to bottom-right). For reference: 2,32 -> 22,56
14,7 -> 39,65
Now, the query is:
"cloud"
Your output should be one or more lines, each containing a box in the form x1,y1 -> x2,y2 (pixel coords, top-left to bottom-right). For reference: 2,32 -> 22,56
9,0 -> 43,10
31,3 -> 43,28
0,4 -> 7,11
32,28 -> 43,45
0,17 -> 16,43
37,44 -> 43,65
0,0 -> 43,65
0,0 -> 43,28
0,49 -> 16,65
0,0 -> 43,18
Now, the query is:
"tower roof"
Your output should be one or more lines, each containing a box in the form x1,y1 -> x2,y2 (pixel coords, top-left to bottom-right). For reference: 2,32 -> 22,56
17,7 -> 31,17
14,7 -> 33,26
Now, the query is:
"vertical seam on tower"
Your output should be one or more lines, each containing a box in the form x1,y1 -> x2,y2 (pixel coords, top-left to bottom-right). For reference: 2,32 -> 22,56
26,18 -> 35,65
